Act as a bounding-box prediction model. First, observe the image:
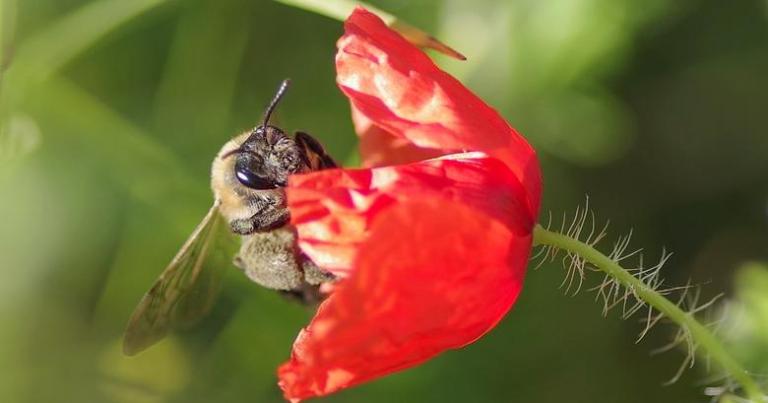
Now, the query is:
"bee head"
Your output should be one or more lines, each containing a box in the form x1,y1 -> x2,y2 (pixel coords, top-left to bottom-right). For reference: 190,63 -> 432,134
219,79 -> 309,190
225,125 -> 306,189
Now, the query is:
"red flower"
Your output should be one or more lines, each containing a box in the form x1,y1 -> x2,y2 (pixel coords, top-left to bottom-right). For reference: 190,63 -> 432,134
278,7 -> 541,401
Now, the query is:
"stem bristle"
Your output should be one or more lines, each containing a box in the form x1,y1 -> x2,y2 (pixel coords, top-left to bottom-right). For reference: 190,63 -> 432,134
532,199 -> 738,388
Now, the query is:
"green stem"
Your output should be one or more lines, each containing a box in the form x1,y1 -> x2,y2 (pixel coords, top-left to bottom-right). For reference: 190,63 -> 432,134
532,224 -> 765,402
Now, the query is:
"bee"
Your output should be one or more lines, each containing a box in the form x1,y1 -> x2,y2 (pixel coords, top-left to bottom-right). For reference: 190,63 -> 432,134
123,80 -> 337,356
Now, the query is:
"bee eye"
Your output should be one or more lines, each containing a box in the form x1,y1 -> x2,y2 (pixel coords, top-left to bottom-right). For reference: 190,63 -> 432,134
234,159 -> 277,190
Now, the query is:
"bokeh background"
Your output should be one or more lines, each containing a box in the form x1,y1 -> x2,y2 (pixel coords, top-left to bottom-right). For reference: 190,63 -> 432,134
1,0 -> 767,402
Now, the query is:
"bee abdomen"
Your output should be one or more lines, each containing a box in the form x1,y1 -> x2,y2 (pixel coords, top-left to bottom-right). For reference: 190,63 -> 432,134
233,227 -> 334,293
234,228 -> 303,290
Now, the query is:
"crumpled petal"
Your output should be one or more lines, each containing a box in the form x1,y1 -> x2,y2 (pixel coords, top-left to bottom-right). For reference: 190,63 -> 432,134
336,7 -> 541,217
352,106 -> 443,168
278,197 -> 531,400
286,153 -> 532,277
278,6 -> 544,401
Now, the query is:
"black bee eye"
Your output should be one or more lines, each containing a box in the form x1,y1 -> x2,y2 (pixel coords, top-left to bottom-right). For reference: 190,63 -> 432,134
234,159 -> 276,189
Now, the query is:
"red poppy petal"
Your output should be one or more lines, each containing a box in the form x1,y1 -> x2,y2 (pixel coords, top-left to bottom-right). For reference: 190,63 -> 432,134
278,198 -> 531,400
336,7 -> 541,217
287,153 -> 532,277
352,106 -> 444,168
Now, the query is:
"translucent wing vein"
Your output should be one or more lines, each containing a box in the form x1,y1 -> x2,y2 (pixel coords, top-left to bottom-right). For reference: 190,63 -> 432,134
123,200 -> 235,355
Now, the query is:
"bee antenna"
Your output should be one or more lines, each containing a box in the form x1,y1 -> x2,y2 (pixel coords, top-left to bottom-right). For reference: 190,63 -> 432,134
261,79 -> 291,130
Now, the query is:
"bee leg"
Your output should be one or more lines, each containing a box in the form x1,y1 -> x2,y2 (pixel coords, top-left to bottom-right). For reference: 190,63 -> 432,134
233,255 -> 245,271
229,208 -> 289,235
279,283 -> 325,305
302,259 -> 335,285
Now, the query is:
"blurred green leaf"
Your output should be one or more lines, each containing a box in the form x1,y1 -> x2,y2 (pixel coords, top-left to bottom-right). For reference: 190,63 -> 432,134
437,0 -> 676,166
2,0 -> 172,174
0,0 -> 17,123
11,0 -> 168,82
0,112 -> 40,167
275,0 -> 465,60
721,262 -> 768,374
100,337 -> 191,403
274,0 -> 396,24
734,263 -> 768,336
21,75 -> 203,203
0,3 -> 4,64
153,0 -> 250,156
736,263 -> 768,338
524,90 -> 634,165
0,0 -> 16,73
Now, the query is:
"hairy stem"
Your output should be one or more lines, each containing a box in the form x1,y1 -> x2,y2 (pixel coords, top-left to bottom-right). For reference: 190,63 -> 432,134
532,224 -> 765,402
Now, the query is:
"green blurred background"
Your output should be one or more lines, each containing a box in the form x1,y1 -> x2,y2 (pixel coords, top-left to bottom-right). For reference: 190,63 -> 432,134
1,0 -> 767,402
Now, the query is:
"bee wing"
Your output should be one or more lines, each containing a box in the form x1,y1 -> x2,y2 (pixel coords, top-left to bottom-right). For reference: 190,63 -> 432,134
123,200 -> 237,356
295,131 -> 338,170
